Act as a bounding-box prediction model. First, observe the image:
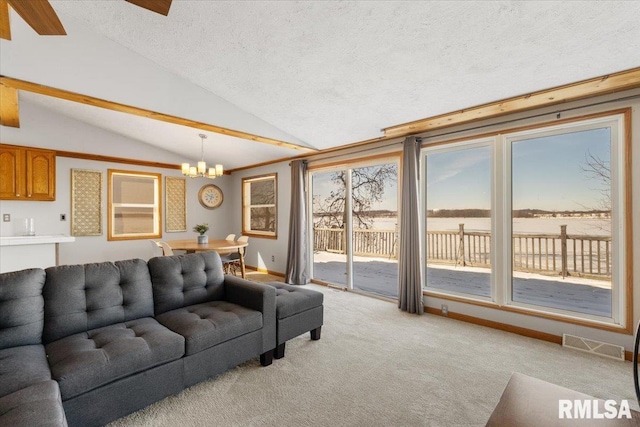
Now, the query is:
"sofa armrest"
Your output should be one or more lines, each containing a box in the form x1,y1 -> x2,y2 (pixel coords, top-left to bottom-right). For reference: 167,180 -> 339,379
224,275 -> 276,353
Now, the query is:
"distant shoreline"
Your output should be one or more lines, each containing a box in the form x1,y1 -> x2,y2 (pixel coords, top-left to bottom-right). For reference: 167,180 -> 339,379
313,208 -> 610,219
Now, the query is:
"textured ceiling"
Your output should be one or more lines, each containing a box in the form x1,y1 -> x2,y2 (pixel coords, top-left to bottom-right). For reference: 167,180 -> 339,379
6,1 -> 640,168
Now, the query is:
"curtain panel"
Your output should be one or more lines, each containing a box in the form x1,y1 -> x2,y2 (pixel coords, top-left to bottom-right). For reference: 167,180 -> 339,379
285,160 -> 310,285
398,136 -> 424,314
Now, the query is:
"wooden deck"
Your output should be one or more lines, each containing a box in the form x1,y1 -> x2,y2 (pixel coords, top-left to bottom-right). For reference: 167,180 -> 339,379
312,260 -> 611,317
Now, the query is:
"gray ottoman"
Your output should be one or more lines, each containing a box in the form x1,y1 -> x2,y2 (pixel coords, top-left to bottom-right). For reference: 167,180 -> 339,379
266,282 -> 323,359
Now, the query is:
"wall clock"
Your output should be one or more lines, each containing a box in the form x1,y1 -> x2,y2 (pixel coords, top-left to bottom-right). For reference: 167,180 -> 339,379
198,184 -> 223,209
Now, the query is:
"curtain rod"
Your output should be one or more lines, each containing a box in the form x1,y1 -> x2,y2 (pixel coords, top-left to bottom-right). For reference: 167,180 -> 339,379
419,92 -> 640,142
296,91 -> 640,166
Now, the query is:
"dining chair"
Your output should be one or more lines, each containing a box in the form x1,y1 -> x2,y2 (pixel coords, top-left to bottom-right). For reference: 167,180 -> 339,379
149,240 -> 163,257
221,235 -> 248,276
218,234 -> 237,257
150,240 -> 174,256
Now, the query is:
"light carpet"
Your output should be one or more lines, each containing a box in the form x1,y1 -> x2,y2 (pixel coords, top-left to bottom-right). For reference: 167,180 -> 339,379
109,284 -> 636,426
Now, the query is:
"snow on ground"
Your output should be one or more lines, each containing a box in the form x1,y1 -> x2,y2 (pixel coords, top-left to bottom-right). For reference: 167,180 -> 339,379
313,251 -> 610,289
312,251 -> 612,317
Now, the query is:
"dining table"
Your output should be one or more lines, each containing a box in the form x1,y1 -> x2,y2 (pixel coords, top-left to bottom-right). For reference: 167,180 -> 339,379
165,239 -> 249,278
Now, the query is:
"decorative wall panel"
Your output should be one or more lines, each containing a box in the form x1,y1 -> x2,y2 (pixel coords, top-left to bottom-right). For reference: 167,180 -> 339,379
166,176 -> 187,232
71,169 -> 102,236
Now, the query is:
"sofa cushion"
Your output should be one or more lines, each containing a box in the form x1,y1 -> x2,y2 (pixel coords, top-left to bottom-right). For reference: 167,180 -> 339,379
149,252 -> 225,315
0,345 -> 51,398
0,268 -> 46,349
270,283 -> 324,319
0,380 -> 67,427
45,317 -> 184,400
43,258 -> 155,343
156,301 -> 262,356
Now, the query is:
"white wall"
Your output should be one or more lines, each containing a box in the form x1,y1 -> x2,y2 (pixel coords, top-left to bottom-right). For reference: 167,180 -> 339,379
226,161 -> 292,274
0,101 -> 234,264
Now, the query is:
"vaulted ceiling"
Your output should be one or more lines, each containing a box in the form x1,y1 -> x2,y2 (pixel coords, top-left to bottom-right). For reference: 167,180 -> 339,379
1,1 -> 639,170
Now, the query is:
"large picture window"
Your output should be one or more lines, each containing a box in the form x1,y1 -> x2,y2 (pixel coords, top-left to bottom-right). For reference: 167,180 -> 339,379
108,169 -> 161,241
422,111 -> 631,331
242,173 -> 277,238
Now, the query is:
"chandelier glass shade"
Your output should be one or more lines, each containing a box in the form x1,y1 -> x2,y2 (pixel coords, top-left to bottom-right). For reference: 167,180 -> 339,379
181,134 -> 223,179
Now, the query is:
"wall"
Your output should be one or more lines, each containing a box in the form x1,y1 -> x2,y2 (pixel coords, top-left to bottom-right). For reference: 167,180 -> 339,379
226,161 -> 292,275
0,101 -> 234,264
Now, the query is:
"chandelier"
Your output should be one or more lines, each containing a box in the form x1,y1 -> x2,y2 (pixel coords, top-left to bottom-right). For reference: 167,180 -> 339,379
181,134 -> 224,179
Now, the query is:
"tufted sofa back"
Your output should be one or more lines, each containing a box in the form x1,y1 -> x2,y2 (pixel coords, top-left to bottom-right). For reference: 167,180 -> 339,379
43,259 -> 154,343
0,268 -> 46,350
148,252 -> 225,315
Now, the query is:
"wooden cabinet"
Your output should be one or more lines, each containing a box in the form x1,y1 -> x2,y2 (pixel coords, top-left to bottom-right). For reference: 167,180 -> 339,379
0,144 -> 56,201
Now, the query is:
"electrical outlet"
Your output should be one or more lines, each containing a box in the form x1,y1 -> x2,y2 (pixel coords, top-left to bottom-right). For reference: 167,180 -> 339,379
271,255 -> 275,262
60,214 -> 67,221
441,304 -> 449,316
2,214 -> 10,222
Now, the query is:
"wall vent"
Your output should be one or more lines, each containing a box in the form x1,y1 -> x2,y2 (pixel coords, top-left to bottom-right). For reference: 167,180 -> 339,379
562,334 -> 624,361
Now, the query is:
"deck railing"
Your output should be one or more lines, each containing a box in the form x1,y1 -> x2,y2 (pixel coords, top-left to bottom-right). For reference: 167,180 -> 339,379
313,224 -> 611,280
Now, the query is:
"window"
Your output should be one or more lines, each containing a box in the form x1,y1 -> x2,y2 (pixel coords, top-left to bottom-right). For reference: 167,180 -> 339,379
108,169 -> 161,241
242,173 -> 277,238
423,141 -> 493,300
422,111 -> 631,331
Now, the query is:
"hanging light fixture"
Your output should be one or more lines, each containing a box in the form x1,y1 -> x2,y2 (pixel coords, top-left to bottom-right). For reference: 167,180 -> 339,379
181,134 -> 224,179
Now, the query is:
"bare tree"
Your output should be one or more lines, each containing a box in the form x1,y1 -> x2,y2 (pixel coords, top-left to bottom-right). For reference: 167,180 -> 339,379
313,164 -> 398,229
579,150 -> 611,212
579,150 -> 611,234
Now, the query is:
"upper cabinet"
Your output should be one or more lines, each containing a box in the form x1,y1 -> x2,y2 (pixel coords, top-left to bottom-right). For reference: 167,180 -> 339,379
0,144 -> 56,201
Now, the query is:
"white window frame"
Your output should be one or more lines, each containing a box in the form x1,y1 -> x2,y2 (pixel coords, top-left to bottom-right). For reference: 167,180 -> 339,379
420,112 -> 630,330
308,155 -> 401,295
503,115 -> 626,326
421,137 -> 496,304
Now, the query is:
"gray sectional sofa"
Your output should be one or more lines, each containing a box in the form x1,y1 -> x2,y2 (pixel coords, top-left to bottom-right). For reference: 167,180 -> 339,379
0,251 -> 277,427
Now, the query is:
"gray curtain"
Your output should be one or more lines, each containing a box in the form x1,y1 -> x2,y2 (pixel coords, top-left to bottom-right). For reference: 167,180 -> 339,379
398,136 -> 424,314
285,160 -> 310,285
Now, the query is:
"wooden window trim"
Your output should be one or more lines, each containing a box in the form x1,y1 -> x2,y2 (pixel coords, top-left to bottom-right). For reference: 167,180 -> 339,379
107,169 -> 162,241
242,173 -> 278,239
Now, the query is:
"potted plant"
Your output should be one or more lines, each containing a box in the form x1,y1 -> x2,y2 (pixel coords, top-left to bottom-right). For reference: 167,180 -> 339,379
193,223 -> 209,244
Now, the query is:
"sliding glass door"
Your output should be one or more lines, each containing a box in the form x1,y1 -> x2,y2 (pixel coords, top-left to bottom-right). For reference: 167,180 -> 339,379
311,159 -> 399,298
351,163 -> 398,298
311,170 -> 348,287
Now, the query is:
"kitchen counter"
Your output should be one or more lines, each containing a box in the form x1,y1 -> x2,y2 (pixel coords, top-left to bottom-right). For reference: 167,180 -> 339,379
0,235 -> 75,273
0,235 -> 75,246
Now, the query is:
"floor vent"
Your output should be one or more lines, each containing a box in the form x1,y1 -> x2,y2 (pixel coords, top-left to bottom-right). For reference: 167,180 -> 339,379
562,334 -> 624,361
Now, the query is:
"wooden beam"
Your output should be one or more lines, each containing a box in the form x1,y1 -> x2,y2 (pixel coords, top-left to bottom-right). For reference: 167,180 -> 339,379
125,0 -> 172,16
0,0 -> 11,40
384,67 -> 640,138
54,149 -> 180,170
7,0 -> 65,35
0,76 -> 316,152
0,82 -> 19,127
